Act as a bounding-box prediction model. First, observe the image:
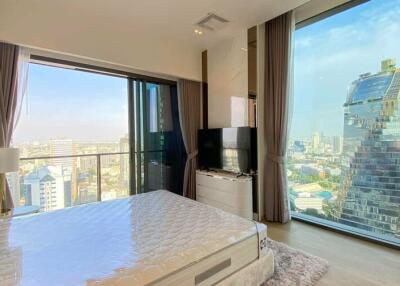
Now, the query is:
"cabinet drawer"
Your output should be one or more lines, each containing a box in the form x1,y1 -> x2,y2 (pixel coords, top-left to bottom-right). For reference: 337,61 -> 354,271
197,185 -> 252,210
197,196 -> 253,220
196,174 -> 251,193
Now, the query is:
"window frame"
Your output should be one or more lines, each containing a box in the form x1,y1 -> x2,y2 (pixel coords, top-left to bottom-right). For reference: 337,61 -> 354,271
15,53 -> 178,209
30,54 -> 177,86
291,0 -> 400,250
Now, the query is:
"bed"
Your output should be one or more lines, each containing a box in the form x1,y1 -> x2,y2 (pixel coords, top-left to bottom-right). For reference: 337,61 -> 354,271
0,190 -> 274,286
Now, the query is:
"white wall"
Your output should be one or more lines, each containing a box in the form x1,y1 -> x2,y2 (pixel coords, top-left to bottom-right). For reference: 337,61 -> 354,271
0,0 -> 202,81
207,31 -> 248,128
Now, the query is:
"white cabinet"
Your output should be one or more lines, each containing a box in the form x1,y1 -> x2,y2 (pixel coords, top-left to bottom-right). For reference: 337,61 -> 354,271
196,170 -> 253,220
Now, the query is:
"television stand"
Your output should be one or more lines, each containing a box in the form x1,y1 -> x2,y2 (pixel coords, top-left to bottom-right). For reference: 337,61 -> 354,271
196,170 -> 253,220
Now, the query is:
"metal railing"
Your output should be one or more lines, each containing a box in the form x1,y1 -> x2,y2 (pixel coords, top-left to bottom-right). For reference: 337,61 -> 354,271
20,152 -> 130,202
20,150 -> 165,202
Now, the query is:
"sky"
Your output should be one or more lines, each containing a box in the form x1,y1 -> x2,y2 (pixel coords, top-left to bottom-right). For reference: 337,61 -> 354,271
12,0 -> 400,144
291,0 -> 400,140
13,64 -> 129,143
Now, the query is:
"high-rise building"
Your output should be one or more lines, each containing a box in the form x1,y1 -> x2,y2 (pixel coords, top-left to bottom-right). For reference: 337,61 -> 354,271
334,59 -> 400,239
78,156 -> 96,172
293,140 -> 305,153
311,132 -> 323,153
49,139 -> 74,167
49,139 -> 78,203
332,136 -> 343,154
23,166 -> 65,212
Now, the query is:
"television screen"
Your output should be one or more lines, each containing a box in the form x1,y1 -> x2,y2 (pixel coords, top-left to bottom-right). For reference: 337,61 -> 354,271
198,128 -> 222,170
198,127 -> 257,173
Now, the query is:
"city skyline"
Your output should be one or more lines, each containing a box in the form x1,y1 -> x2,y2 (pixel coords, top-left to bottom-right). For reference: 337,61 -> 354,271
9,137 -> 130,210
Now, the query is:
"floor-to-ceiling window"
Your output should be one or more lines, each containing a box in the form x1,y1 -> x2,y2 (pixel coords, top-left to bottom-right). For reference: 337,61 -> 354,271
11,63 -> 129,211
289,0 -> 400,246
8,58 -> 185,213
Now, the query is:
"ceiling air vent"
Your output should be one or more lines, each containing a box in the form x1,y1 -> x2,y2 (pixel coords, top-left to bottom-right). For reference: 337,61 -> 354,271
196,13 -> 229,31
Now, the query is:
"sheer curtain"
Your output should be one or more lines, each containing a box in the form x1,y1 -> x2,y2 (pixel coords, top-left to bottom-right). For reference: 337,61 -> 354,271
14,47 -> 30,132
263,11 -> 295,223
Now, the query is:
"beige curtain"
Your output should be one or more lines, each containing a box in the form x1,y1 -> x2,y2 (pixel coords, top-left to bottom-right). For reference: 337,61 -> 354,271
263,11 -> 294,223
0,42 -> 20,210
177,79 -> 201,199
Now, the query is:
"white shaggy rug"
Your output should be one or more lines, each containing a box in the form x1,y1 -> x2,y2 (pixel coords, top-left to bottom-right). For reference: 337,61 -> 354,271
263,239 -> 329,286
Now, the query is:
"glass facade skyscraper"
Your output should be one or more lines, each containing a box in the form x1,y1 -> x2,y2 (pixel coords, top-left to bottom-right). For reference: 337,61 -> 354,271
333,59 -> 400,240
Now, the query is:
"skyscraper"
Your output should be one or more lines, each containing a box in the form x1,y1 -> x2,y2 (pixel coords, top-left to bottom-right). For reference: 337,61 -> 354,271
311,132 -> 323,153
334,59 -> 400,239
23,166 -> 65,212
332,136 -> 343,154
49,139 -> 78,203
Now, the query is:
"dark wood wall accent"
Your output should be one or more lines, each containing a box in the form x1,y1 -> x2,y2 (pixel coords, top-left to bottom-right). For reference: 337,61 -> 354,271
202,50 -> 208,129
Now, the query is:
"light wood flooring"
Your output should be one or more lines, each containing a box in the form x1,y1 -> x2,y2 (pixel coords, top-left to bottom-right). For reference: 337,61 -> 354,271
265,220 -> 400,286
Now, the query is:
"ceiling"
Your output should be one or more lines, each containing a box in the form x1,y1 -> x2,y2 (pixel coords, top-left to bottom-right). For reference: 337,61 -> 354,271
105,0 -> 310,50
0,0 -> 309,49
0,0 -> 309,80
47,0 -> 310,50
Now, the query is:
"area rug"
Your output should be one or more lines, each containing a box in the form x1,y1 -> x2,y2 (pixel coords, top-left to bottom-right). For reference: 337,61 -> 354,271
263,239 -> 329,286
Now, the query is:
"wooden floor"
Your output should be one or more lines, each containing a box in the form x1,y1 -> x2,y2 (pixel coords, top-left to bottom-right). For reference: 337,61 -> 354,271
265,220 -> 400,286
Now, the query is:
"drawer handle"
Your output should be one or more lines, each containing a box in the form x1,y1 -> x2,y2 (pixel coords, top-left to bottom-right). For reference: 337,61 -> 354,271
194,258 -> 231,285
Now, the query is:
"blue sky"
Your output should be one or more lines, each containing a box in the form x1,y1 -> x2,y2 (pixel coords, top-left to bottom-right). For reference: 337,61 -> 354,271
14,64 -> 128,143
292,0 -> 400,139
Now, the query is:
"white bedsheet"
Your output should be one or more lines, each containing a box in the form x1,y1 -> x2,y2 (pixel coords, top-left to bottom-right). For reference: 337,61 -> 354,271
0,190 -> 259,286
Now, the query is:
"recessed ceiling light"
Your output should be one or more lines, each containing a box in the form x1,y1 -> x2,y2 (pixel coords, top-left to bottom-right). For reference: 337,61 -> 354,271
194,29 -> 203,35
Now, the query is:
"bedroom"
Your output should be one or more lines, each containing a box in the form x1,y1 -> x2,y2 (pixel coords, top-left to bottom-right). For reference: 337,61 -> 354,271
0,0 -> 399,285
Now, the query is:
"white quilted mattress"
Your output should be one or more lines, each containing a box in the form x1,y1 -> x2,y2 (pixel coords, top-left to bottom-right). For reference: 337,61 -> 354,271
0,190 -> 260,286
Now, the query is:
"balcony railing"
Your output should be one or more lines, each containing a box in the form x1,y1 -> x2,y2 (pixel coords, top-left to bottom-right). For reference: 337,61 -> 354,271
19,152 -> 131,209
17,150 -> 167,212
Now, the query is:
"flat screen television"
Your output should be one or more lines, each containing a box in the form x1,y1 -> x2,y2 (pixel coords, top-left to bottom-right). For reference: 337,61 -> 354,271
198,127 -> 257,174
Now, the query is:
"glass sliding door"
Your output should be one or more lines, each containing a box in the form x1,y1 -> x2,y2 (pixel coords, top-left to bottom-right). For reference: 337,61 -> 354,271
129,79 -> 186,195
9,57 -> 185,214
11,62 -> 130,212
